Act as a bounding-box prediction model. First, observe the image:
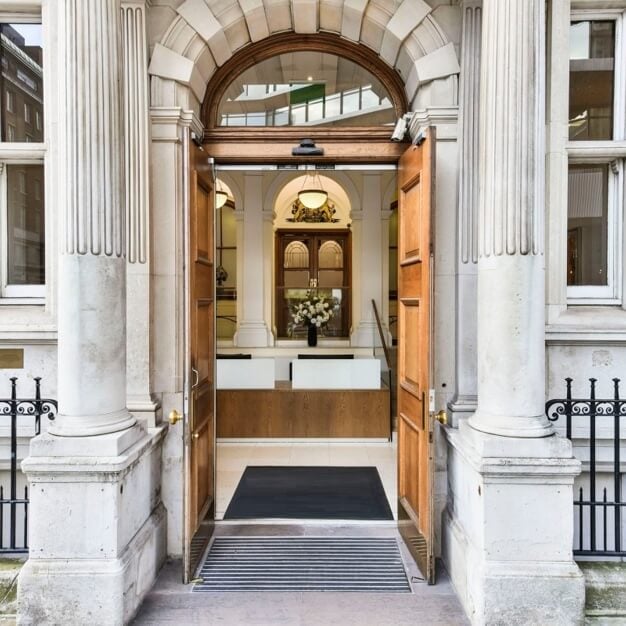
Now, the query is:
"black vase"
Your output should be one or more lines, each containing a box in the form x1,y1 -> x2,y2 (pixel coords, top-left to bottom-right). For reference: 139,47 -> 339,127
307,324 -> 318,347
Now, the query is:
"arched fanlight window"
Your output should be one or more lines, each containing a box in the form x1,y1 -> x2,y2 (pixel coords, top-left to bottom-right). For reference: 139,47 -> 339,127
203,34 -> 407,129
217,51 -> 395,127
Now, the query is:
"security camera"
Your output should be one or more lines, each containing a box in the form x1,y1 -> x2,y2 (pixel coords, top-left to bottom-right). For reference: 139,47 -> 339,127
390,114 -> 412,142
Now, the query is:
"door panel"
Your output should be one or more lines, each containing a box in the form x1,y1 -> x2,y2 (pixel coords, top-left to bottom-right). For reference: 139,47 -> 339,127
397,129 -> 435,584
184,143 -> 215,583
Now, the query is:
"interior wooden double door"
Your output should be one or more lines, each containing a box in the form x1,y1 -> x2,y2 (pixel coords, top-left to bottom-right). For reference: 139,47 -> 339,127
275,229 -> 351,338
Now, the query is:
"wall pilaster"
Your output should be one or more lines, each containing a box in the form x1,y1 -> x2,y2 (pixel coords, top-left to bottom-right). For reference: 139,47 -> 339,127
233,172 -> 272,347
449,0 -> 481,424
351,173 -> 384,347
122,0 -> 159,425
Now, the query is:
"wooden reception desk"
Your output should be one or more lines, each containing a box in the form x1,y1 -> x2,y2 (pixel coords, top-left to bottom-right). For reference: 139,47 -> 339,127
217,381 -> 390,439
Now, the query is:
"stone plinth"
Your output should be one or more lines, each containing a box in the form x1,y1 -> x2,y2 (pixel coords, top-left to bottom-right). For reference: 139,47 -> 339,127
17,428 -> 167,625
444,422 -> 585,625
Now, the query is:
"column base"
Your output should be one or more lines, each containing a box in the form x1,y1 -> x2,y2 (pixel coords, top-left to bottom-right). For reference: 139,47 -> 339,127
18,427 -> 168,625
127,394 -> 161,428
447,394 -> 477,426
233,321 -> 273,347
47,408 -> 137,438
351,321 -> 377,347
468,410 -> 554,438
443,421 -> 585,625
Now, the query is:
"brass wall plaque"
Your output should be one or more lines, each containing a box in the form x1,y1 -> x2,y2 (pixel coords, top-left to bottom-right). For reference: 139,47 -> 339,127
0,349 -> 24,369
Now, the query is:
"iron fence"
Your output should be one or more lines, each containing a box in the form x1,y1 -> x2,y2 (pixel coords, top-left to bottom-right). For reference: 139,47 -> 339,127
546,377 -> 625,557
0,377 -> 57,553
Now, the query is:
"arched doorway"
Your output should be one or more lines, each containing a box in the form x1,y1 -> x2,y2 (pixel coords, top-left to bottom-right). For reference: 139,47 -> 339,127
148,2 -> 459,586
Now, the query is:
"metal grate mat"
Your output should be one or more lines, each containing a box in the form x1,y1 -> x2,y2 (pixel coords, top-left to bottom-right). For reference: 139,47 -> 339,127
193,537 -> 411,593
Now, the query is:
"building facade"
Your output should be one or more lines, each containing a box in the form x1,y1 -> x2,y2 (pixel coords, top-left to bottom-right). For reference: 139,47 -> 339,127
0,0 -> 624,624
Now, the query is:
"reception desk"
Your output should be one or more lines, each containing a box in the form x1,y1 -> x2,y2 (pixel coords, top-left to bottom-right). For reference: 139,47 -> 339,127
216,358 -> 390,439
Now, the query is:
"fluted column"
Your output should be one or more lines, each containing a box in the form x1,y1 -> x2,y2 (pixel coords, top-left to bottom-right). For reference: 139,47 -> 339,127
122,0 -> 158,424
50,0 -> 135,436
449,0 -> 481,424
468,0 -> 552,438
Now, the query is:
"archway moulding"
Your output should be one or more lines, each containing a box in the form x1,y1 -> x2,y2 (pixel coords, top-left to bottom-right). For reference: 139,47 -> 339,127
148,0 -> 460,116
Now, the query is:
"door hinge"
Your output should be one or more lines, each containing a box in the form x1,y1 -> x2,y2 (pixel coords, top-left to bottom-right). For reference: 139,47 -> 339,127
428,431 -> 433,444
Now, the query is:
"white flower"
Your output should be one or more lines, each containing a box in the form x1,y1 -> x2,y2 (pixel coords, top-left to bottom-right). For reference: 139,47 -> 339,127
316,321 -> 321,327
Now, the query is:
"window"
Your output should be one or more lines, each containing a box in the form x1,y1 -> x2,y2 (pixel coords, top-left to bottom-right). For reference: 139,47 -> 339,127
567,13 -> 625,303
0,21 -> 45,301
217,51 -> 396,128
569,20 -> 615,140
0,23 -> 44,142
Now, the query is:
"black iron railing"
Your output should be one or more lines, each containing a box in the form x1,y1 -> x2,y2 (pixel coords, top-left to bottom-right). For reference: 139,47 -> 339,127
546,378 -> 625,557
0,377 -> 57,553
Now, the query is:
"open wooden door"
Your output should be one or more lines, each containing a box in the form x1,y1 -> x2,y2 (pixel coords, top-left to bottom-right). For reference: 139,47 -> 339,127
397,127 -> 436,584
184,142 -> 216,582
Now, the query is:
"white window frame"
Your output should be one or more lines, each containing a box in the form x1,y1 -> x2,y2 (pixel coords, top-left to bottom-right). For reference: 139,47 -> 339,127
567,8 -> 626,304
567,159 -> 623,303
0,151 -> 46,300
0,11 -> 46,304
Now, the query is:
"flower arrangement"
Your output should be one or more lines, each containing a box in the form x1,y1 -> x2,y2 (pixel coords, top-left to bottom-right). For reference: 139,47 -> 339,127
292,294 -> 334,328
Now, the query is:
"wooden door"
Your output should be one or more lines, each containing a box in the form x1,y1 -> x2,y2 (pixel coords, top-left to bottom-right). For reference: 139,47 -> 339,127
397,128 -> 436,583
275,229 -> 351,338
184,143 -> 216,582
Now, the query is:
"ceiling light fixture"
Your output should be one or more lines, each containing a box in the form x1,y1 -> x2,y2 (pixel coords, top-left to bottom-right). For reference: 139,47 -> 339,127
298,172 -> 328,210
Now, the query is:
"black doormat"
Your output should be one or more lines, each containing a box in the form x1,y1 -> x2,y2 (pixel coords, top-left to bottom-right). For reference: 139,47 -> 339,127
223,466 -> 393,520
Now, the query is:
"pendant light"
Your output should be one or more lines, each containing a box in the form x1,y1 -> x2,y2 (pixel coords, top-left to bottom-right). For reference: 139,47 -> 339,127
215,178 -> 228,209
298,172 -> 328,210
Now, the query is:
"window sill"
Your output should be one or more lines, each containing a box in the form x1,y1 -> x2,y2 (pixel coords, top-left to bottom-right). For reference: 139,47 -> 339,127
0,297 -> 45,306
546,305 -> 626,342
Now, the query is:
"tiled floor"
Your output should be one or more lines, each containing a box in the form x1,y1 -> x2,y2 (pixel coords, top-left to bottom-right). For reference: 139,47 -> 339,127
216,441 -> 397,520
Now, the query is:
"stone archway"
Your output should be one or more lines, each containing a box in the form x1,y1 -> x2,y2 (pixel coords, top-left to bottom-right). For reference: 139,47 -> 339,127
148,0 -> 461,114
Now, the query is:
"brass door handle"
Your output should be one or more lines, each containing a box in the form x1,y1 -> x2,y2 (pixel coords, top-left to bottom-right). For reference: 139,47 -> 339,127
192,432 -> 200,440
435,410 -> 447,426
168,409 -> 183,425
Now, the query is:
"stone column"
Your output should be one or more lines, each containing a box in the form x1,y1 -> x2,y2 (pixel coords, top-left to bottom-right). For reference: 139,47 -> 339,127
18,2 -> 166,622
351,173 -> 384,347
449,0 -> 481,425
234,172 -> 272,346
48,0 -> 135,438
442,2 -> 585,623
122,0 -> 159,426
468,0 -> 551,438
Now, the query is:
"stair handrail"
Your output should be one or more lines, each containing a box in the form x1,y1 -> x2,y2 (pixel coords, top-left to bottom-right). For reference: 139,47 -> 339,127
371,299 -> 391,370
